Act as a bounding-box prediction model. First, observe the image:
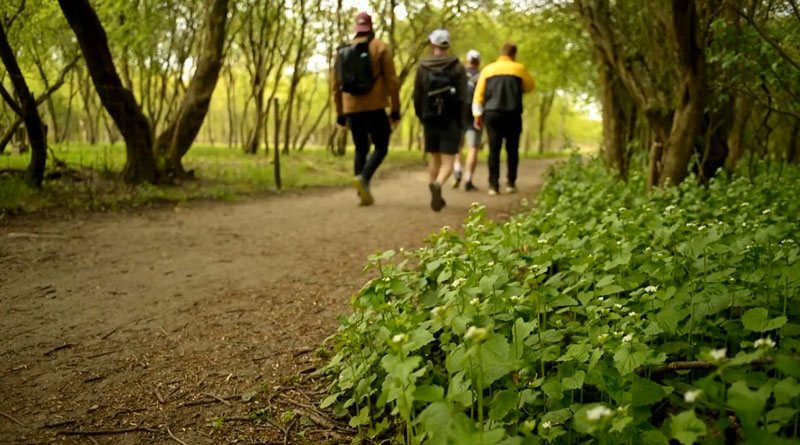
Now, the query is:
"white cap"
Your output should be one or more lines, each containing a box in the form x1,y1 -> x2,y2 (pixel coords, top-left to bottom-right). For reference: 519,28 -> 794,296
429,29 -> 450,48
466,49 -> 481,62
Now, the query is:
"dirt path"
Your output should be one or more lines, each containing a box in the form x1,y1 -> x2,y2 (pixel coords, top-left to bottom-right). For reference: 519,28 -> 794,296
0,159 -> 555,444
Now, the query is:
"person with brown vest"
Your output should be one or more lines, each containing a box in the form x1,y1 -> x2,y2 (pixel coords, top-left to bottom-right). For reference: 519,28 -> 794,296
332,12 -> 401,206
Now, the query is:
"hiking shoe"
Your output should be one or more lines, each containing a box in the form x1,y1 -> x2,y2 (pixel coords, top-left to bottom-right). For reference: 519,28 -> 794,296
453,171 -> 462,188
464,181 -> 478,192
488,187 -> 499,196
352,176 -> 374,206
429,181 -> 445,211
505,185 -> 518,194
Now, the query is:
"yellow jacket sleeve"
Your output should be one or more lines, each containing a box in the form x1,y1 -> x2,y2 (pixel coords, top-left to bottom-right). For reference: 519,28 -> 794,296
521,68 -> 535,93
472,71 -> 487,117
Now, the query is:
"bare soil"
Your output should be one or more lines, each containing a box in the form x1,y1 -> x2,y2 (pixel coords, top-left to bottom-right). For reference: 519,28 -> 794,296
0,159 -> 555,444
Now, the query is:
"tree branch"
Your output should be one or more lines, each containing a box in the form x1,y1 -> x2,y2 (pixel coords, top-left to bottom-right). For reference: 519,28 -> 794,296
0,82 -> 21,115
735,6 -> 800,73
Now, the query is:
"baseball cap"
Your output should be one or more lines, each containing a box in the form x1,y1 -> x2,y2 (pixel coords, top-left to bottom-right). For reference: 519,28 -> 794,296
466,49 -> 481,62
354,12 -> 372,32
429,29 -> 450,49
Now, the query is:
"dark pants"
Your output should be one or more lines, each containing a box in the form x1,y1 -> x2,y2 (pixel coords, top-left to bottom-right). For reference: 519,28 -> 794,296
347,110 -> 390,183
485,111 -> 522,189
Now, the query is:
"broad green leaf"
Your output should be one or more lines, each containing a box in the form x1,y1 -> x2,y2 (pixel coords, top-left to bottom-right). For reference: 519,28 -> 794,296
774,377 -> 800,406
656,307 -> 682,335
596,275 -> 614,288
670,410 -> 707,445
741,307 -> 787,332
631,377 -> 668,407
405,328 -> 434,353
641,430 -> 670,445
727,380 -> 770,427
561,370 -> 586,390
614,346 -> 646,375
488,390 -> 518,421
414,385 -> 444,402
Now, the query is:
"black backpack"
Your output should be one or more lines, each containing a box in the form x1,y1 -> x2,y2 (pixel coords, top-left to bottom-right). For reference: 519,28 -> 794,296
421,69 -> 457,123
336,39 -> 375,96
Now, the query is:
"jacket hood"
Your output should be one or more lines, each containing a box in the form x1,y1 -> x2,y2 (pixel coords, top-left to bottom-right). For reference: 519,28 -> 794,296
420,54 -> 460,72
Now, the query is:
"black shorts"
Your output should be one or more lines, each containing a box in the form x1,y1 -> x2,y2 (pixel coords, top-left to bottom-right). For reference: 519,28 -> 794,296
423,121 -> 461,155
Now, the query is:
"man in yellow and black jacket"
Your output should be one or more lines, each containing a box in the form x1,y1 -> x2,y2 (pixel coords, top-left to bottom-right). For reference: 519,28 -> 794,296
472,43 -> 535,195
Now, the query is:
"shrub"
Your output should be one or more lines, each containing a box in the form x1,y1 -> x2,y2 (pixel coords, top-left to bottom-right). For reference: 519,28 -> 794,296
322,157 -> 800,444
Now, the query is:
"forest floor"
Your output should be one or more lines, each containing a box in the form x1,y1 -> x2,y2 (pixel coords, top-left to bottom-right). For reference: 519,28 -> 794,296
0,158 -> 556,444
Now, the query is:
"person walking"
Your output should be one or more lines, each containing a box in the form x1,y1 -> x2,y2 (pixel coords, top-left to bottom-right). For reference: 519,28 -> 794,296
472,42 -> 535,195
455,49 -> 482,191
333,12 -> 401,206
413,29 -> 467,211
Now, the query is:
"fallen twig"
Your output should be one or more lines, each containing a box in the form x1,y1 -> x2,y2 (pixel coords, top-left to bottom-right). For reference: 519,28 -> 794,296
0,410 -> 27,427
154,389 -> 166,404
44,343 -> 75,356
181,394 -> 240,407
202,392 -> 231,407
101,327 -> 118,340
58,426 -> 158,436
87,350 -> 119,359
43,419 -> 77,428
166,426 -> 189,445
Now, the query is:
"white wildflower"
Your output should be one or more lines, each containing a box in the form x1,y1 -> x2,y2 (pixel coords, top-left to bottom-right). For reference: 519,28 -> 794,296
742,222 -> 747,227
741,202 -> 750,207
541,421 -> 552,429
709,348 -> 727,361
392,334 -> 406,344
618,207 -> 627,212
645,285 -> 658,293
762,209 -> 771,215
665,205 -> 677,212
464,326 -> 488,341
586,405 -> 614,421
628,311 -> 637,317
537,238 -> 548,244
597,333 -> 610,343
431,306 -> 445,318
452,278 -> 466,287
614,303 -> 623,309
613,331 -> 623,338
487,261 -> 495,267
754,337 -> 776,349
616,240 -> 622,246
698,225 -> 707,231
684,389 -> 702,403
597,297 -> 604,302
470,297 -> 480,306
622,334 -> 634,343
510,295 -> 522,303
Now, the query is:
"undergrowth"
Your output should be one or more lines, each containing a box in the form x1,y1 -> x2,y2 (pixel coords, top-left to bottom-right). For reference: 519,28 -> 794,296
322,157 -> 800,444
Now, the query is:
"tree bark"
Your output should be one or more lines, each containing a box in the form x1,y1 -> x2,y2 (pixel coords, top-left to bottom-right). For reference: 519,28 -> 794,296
725,94 -> 754,172
0,21 -> 47,187
282,0 -> 309,154
58,0 -> 157,184
537,91 -> 555,154
788,119 -> 799,163
657,0 -> 707,187
155,0 -> 229,176
599,61 -> 629,178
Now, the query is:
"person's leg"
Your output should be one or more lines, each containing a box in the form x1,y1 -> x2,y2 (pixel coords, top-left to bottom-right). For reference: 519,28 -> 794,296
361,110 -> 390,183
348,113 -> 369,178
484,113 -> 503,193
428,152 -> 442,182
437,154 -> 455,184
464,128 -> 481,190
452,132 -> 464,187
505,113 -> 522,190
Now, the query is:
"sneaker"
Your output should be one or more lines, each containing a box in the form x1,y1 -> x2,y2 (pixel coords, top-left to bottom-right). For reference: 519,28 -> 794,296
464,181 -> 478,192
504,185 -> 517,194
352,176 -> 374,206
429,181 -> 445,211
488,188 -> 499,196
453,171 -> 462,188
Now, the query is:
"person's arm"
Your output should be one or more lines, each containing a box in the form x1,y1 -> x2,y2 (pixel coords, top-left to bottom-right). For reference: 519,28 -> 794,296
472,69 -> 487,129
331,55 -> 345,126
456,65 -> 468,121
413,67 -> 423,119
521,66 -> 535,94
382,44 -> 401,121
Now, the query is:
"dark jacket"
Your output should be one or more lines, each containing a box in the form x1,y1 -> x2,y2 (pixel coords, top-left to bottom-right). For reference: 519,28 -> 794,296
472,55 -> 535,116
413,54 -> 468,123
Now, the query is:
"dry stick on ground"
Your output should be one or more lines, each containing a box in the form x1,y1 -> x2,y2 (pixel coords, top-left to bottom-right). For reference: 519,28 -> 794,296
166,426 -> 190,445
202,392 -> 232,406
0,410 -> 27,428
58,426 -> 158,436
43,419 -> 77,428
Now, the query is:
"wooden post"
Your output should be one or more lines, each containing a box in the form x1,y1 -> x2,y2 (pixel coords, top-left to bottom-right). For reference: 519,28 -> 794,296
273,97 -> 281,190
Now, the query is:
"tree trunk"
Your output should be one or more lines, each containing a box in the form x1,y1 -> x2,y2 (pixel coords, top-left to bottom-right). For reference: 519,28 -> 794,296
599,62 -> 628,177
283,0 -> 308,154
155,0 -> 229,176
657,0 -> 707,187
725,94 -> 754,172
58,0 -> 156,184
788,119 -> 799,163
537,90 -> 555,154
0,21 -> 47,187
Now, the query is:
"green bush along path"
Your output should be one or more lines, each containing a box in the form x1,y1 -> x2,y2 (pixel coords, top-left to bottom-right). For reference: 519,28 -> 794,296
0,159 -> 554,444
323,158 -> 800,444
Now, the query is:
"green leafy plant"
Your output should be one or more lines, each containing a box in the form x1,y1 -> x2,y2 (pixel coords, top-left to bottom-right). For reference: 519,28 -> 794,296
322,157 -> 800,444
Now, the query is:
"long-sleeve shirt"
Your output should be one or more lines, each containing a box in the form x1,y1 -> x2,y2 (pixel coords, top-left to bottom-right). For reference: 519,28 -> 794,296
472,55 -> 535,116
332,37 -> 400,116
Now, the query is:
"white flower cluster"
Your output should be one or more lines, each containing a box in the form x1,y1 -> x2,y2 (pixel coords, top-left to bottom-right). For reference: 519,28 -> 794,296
464,326 -> 488,341
684,389 -> 702,403
622,334 -> 634,343
762,209 -> 771,215
665,205 -> 677,212
754,337 -> 776,349
709,348 -> 727,361
392,333 -> 407,344
431,306 -> 445,318
470,297 -> 480,306
586,405 -> 613,421
644,285 -> 658,293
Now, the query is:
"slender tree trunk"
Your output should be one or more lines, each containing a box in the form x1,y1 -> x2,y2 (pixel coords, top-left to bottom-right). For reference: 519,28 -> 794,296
788,119 -> 799,163
155,0 -> 229,176
725,94 -> 754,172
0,21 -> 47,187
58,0 -> 157,184
599,63 -> 628,177
657,0 -> 707,187
283,0 -> 308,154
538,91 -> 555,154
